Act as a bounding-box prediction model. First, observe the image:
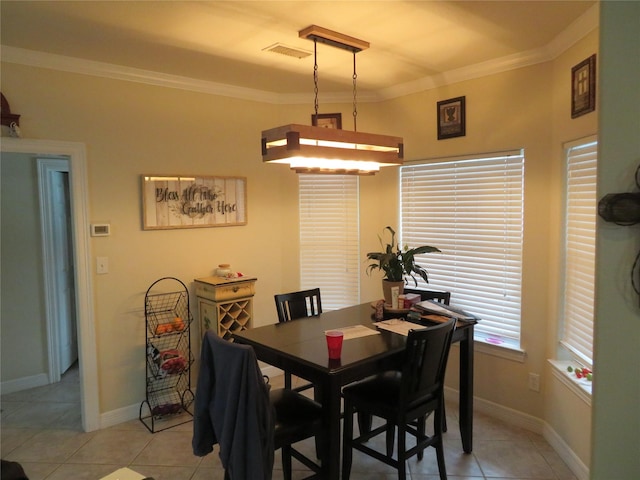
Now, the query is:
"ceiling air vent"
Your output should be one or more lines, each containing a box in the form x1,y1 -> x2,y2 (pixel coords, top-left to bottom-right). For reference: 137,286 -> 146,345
263,43 -> 312,59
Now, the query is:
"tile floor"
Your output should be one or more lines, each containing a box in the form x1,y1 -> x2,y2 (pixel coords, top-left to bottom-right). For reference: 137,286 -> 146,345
1,365 -> 577,480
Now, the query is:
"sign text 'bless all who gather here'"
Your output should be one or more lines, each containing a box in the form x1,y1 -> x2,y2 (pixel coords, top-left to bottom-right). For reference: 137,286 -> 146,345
142,175 -> 247,230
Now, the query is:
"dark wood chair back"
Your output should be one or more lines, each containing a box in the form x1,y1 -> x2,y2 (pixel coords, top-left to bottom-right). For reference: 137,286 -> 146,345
404,287 -> 451,305
402,319 -> 456,408
274,288 -> 322,323
274,288 -> 322,393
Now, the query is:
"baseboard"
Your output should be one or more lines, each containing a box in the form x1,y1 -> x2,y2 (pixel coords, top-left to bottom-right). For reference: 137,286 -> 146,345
100,402 -> 141,429
542,423 -> 590,480
1,373 -> 49,395
444,386 -> 588,479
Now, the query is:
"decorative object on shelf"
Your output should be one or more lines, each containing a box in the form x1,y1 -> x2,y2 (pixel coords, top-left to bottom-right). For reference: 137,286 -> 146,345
1,92 -> 21,138
139,277 -> 194,433
366,226 -> 440,305
194,275 -> 257,340
215,263 -> 232,277
261,25 -> 403,175
141,175 -> 247,230
571,54 -> 596,118
437,95 -> 466,140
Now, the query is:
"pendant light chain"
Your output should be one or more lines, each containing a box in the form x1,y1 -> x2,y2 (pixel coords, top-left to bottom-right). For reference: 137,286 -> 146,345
352,51 -> 358,132
313,39 -> 319,121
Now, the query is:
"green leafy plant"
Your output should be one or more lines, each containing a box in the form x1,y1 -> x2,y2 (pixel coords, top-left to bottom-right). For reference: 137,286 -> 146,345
366,226 -> 440,285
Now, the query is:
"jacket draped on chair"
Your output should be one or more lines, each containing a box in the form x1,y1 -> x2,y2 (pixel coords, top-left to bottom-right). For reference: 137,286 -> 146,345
192,331 -> 275,479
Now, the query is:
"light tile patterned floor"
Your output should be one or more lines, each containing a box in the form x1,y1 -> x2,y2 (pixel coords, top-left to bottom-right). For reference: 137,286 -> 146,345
1,367 -> 577,479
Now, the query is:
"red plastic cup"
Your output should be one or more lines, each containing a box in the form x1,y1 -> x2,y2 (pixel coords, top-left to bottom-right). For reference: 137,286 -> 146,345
325,330 -> 344,359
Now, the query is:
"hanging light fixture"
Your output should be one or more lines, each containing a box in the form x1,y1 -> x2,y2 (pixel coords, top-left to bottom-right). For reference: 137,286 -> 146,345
261,25 -> 403,175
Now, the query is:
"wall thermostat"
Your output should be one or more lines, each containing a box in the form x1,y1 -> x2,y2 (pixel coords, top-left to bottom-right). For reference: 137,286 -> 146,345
90,223 -> 111,237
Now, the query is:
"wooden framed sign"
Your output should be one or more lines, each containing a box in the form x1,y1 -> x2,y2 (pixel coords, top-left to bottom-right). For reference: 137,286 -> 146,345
142,175 -> 247,230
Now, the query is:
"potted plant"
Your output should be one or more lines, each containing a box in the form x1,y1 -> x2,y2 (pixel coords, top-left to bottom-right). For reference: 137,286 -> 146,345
366,226 -> 440,305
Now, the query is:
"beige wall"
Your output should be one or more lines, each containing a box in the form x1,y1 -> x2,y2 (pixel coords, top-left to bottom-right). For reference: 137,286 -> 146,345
545,28 -> 600,468
0,19 -> 612,474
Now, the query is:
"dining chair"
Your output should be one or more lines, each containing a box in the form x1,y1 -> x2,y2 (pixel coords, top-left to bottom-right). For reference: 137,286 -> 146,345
193,331 -> 322,480
274,288 -> 322,322
404,287 -> 452,431
274,288 -> 322,392
341,318 -> 456,480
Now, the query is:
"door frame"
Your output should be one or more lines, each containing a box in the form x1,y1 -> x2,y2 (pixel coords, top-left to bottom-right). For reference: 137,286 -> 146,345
1,138 -> 99,432
37,158 -> 75,383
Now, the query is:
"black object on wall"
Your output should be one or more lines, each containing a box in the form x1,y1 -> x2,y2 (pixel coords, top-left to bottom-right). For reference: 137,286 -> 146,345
597,165 -> 640,305
598,192 -> 640,225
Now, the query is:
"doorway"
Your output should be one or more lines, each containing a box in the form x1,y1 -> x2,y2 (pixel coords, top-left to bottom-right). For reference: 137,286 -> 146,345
0,138 -> 99,432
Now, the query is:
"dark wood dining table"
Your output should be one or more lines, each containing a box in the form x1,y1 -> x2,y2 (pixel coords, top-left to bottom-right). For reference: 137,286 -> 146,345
233,302 -> 476,479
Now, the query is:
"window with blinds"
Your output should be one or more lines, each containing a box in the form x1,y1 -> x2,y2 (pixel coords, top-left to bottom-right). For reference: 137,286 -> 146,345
400,151 -> 525,348
560,137 -> 597,367
299,175 -> 360,310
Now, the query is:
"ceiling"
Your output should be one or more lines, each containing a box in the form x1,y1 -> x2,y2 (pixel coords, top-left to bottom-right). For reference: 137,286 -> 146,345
1,1 -> 597,98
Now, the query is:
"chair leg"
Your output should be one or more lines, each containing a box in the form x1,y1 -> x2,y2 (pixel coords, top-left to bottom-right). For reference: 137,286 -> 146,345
442,396 -> 448,432
397,422 -> 407,480
342,402 -> 354,480
285,372 -> 292,390
357,411 -> 372,434
435,438 -> 447,480
385,424 -> 395,457
281,445 -> 293,480
417,416 -> 426,461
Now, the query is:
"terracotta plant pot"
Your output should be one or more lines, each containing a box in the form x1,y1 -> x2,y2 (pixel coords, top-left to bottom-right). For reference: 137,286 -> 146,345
382,280 -> 404,306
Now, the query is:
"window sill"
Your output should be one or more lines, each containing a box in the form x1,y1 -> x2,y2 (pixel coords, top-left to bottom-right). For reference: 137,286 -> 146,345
452,334 -> 526,362
548,359 -> 592,406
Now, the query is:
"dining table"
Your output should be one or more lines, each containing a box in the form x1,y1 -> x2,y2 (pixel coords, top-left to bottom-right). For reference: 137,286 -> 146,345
233,302 -> 476,479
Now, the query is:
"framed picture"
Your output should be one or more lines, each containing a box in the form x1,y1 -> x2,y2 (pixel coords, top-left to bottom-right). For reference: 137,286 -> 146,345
311,113 -> 342,129
141,174 -> 247,230
437,96 -> 466,140
571,54 -> 596,118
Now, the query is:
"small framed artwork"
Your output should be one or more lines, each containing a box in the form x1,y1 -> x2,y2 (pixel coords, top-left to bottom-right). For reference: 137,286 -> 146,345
571,54 -> 596,118
437,96 -> 466,140
311,113 -> 342,129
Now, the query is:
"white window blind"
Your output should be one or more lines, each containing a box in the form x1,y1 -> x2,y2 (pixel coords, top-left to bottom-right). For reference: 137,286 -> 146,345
400,151 -> 525,347
561,138 -> 597,367
299,175 -> 360,310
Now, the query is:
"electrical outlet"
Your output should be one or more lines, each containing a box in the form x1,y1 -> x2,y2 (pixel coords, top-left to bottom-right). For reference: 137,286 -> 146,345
528,372 -> 540,392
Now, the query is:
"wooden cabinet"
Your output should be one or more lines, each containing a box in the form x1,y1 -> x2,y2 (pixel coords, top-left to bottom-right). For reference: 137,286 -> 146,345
194,276 -> 257,340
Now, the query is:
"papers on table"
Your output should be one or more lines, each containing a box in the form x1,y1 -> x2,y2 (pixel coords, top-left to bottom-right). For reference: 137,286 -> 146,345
373,318 -> 427,336
325,325 -> 380,340
414,300 -> 478,321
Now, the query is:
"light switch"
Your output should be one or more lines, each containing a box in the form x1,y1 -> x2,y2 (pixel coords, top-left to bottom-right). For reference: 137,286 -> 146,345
97,256 -> 109,274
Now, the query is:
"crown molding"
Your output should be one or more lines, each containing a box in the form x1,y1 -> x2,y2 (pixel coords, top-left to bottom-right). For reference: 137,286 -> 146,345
378,3 -> 598,101
546,3 -> 599,58
1,46 -> 279,104
0,4 -> 597,104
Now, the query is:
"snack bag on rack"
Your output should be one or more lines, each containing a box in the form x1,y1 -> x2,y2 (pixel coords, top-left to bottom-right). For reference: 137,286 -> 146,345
158,349 -> 187,374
